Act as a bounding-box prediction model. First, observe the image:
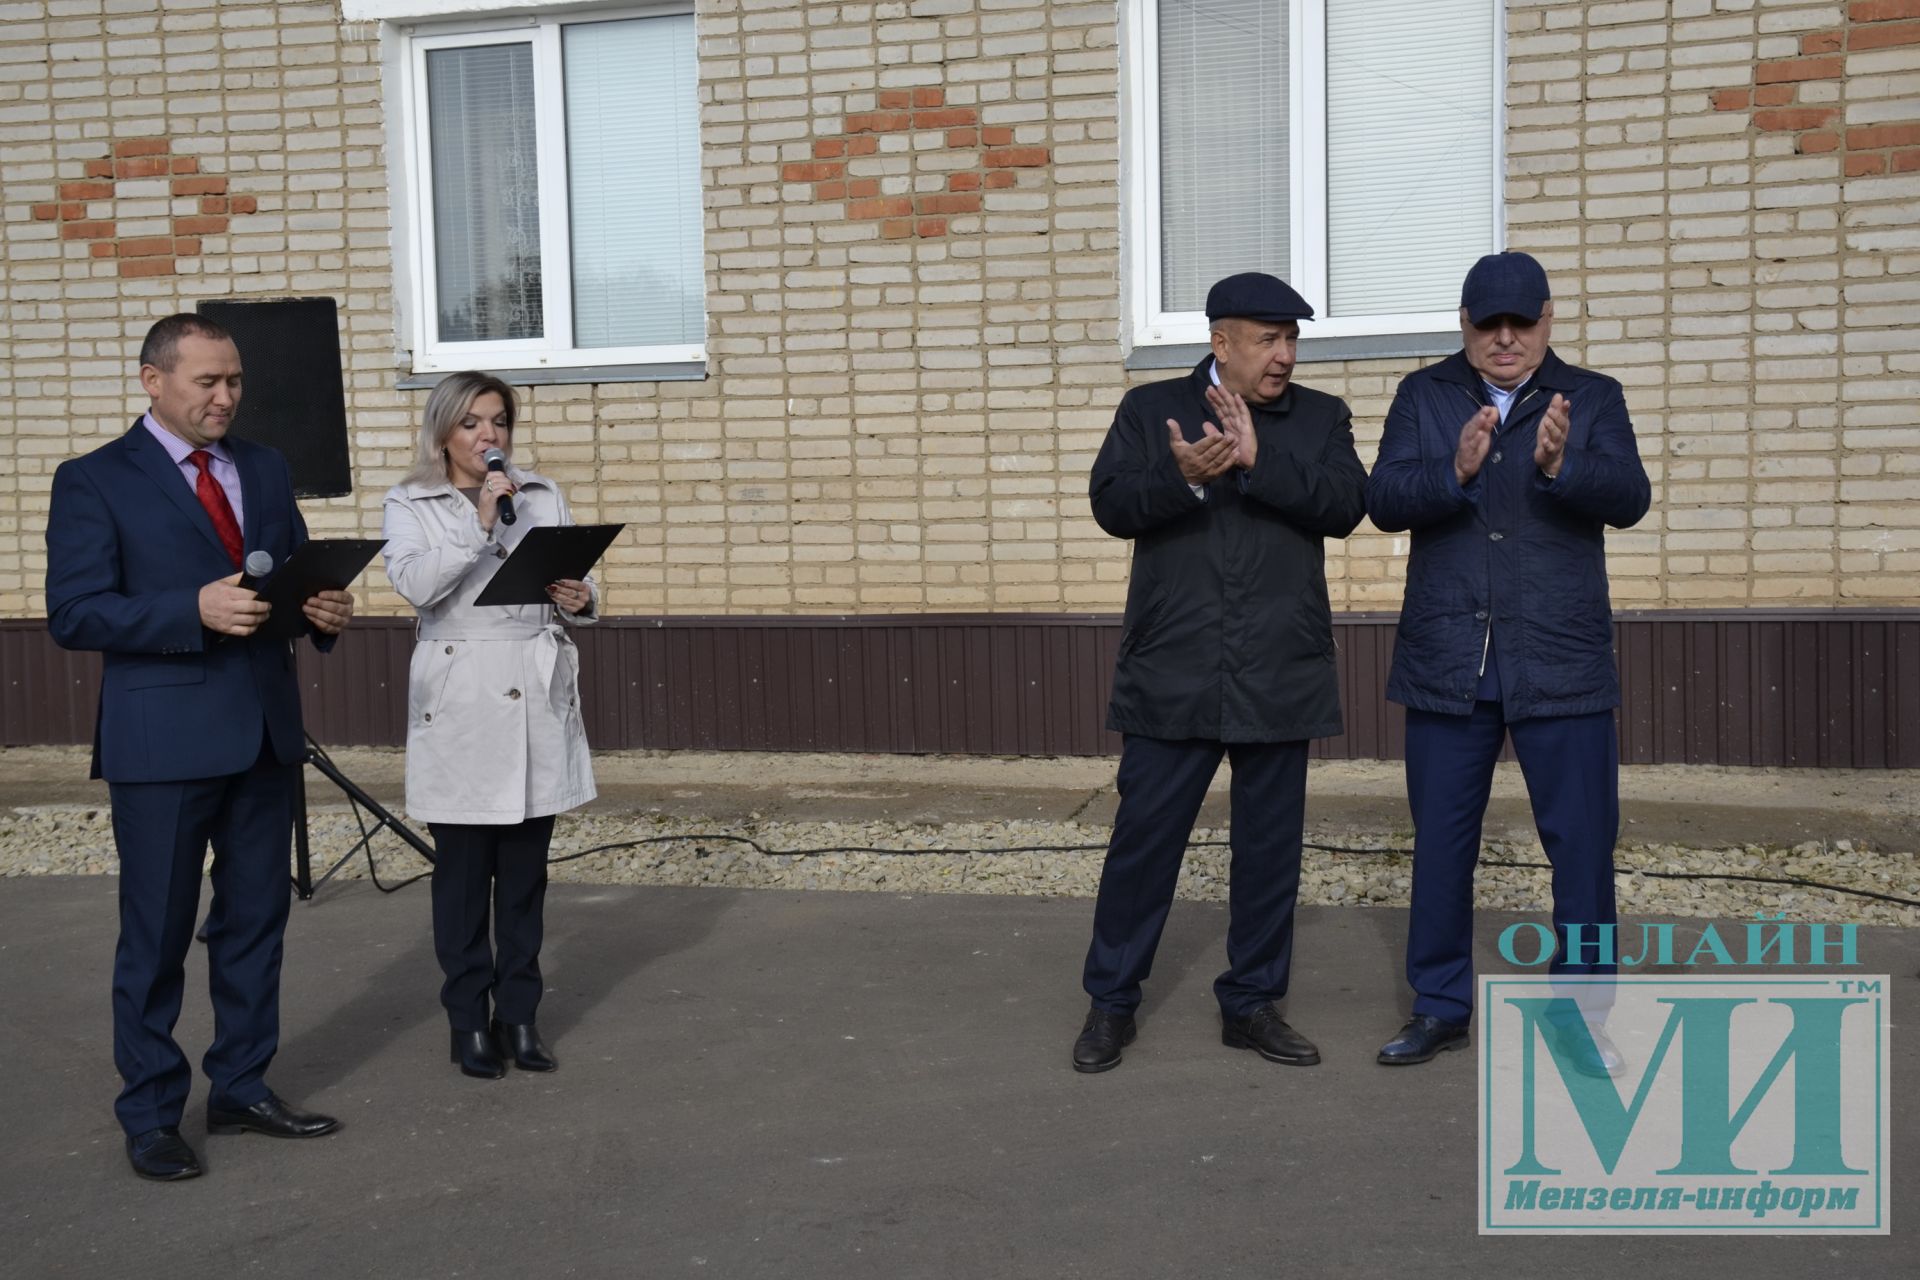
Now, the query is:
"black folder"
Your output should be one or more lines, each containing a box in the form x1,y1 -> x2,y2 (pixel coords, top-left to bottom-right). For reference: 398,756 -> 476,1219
256,537 -> 386,640
472,523 -> 624,607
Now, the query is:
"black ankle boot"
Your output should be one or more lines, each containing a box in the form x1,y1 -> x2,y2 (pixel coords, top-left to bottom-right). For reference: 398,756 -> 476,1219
491,1019 -> 557,1072
450,1028 -> 506,1079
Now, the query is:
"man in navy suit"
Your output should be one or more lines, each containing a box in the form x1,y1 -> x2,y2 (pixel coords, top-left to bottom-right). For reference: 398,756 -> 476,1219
46,313 -> 355,1181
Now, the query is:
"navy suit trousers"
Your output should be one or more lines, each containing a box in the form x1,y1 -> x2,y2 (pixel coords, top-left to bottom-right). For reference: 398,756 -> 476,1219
108,732 -> 295,1136
1083,735 -> 1309,1019
1404,702 -> 1619,1025
426,817 -> 556,1031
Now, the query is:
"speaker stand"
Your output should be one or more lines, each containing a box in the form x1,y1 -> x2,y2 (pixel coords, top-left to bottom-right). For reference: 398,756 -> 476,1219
293,734 -> 435,899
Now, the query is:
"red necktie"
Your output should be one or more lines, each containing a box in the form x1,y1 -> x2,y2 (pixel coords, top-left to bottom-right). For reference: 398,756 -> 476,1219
187,449 -> 243,568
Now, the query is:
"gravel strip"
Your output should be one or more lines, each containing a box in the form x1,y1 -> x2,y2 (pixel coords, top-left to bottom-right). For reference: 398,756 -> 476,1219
3,805 -> 1915,928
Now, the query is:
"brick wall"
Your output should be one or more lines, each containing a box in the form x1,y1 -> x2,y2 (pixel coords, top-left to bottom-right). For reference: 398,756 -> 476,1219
0,0 -> 1915,620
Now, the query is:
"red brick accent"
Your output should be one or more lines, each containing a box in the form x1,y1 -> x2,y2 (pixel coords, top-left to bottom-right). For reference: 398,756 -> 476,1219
119,258 -> 176,278
229,195 -> 257,214
60,220 -> 115,239
1753,107 -> 1839,131
1851,0 -> 1920,20
1846,152 -> 1888,175
983,148 -> 1049,168
30,203 -> 58,220
814,139 -> 846,159
1847,123 -> 1920,149
173,237 -> 201,256
1756,56 -> 1843,83
113,138 -> 169,158
946,128 -> 977,148
880,218 -> 915,239
913,88 -> 944,108
846,137 -> 878,157
1894,148 -> 1920,171
916,217 -> 946,237
118,236 -> 175,258
948,172 -> 981,192
60,201 -> 85,220
782,161 -> 845,182
844,112 -> 913,133
816,181 -> 845,201
173,215 -> 227,235
59,180 -> 114,200
848,196 -> 913,219
1800,131 -> 1840,153
172,176 -> 228,196
115,157 -> 170,179
847,178 -> 879,198
983,171 -> 1017,189
878,90 -> 913,109
89,241 -> 116,258
914,108 -> 977,129
1852,19 -> 1920,47
1801,31 -> 1844,52
170,156 -> 198,174
917,193 -> 981,215
200,195 -> 228,215
84,159 -> 113,178
981,126 -> 1013,145
1711,88 -> 1750,111
1753,84 -> 1794,107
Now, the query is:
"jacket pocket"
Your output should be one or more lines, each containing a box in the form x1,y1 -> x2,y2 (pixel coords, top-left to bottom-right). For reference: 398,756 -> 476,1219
124,662 -> 205,690
1118,588 -> 1170,659
408,641 -> 458,727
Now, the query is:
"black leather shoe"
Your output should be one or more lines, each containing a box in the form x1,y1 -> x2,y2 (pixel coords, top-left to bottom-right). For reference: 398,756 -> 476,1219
451,1028 -> 507,1079
126,1126 -> 202,1181
1377,1014 -> 1470,1065
1221,1004 -> 1320,1065
206,1090 -> 340,1138
492,1019 -> 557,1072
1072,1007 -> 1137,1074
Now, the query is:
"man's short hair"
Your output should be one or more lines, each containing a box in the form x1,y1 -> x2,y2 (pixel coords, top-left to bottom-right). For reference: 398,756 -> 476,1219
139,313 -> 233,372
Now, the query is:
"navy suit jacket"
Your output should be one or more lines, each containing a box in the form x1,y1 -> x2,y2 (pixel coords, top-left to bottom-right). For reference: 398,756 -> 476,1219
46,419 -> 330,783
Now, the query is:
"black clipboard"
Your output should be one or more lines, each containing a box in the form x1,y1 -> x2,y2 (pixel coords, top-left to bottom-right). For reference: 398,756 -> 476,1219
256,537 -> 385,640
472,523 -> 623,607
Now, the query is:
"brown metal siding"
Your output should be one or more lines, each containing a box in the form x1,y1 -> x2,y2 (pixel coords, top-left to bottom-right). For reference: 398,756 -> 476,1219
4,611 -> 1915,766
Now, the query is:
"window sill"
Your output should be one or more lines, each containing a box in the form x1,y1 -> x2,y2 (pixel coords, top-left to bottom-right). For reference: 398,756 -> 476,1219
397,360 -> 708,390
1123,332 -> 1458,371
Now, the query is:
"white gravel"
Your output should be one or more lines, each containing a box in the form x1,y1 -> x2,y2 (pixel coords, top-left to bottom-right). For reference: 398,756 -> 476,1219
3,805 -> 1915,928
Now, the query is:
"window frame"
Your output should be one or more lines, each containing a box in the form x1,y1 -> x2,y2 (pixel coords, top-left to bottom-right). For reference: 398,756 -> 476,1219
395,3 -> 705,376
1121,0 -> 1507,352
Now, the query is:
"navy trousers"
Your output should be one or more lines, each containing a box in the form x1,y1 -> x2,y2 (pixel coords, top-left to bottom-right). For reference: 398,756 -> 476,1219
108,737 -> 296,1137
427,817 -> 555,1032
1083,735 -> 1309,1019
1404,702 -> 1619,1025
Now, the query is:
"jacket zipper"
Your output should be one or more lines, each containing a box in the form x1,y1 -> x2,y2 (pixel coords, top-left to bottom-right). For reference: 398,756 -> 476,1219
1470,383 -> 1542,683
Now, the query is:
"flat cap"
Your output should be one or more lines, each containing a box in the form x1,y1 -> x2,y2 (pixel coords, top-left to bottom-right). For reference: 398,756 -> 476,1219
1460,251 -> 1551,325
1204,272 -> 1314,324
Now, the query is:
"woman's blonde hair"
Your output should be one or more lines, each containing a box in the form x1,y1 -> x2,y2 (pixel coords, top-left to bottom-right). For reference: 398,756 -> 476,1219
402,371 -> 518,487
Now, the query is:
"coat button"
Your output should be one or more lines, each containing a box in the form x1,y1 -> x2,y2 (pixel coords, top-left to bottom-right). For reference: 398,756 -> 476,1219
1491,450 -> 1502,464
1489,531 -> 1504,541
507,689 -> 521,700
423,713 -> 432,723
1475,609 -> 1489,621
445,645 -> 454,654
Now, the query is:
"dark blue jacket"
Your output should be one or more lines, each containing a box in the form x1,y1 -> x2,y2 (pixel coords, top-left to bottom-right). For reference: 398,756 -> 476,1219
46,421 -> 328,782
1092,359 -> 1368,742
1365,349 -> 1650,721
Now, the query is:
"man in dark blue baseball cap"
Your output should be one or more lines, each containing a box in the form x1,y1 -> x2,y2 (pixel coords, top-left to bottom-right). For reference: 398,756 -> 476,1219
1073,271 -> 1366,1074
1366,250 -> 1651,1074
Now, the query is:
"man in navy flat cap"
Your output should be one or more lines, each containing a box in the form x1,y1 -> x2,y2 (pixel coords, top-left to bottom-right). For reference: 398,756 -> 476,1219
1367,252 -> 1650,1073
1072,272 -> 1367,1073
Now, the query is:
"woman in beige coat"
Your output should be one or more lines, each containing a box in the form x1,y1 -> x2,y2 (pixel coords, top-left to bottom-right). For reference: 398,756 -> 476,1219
383,371 -> 597,1080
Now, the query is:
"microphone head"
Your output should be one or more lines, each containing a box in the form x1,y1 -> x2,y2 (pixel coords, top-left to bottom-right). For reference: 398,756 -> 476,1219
483,448 -> 509,471
243,549 -> 274,578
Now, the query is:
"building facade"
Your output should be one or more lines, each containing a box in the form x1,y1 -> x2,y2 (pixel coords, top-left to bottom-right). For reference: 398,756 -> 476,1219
2,0 -> 1916,761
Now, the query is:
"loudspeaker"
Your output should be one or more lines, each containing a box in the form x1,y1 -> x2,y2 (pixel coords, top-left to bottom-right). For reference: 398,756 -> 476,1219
196,297 -> 352,498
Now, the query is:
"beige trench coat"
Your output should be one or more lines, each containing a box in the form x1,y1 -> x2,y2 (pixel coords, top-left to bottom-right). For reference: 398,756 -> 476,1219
382,467 -> 597,825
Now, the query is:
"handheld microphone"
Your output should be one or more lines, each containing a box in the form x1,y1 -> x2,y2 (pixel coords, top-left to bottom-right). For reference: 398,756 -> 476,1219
483,448 -> 516,526
238,549 -> 273,593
